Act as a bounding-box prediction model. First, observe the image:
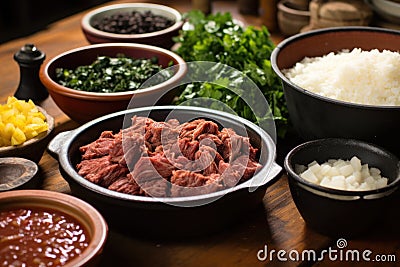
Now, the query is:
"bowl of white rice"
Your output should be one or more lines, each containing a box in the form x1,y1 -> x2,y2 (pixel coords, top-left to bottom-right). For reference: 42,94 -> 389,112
284,138 -> 400,237
271,26 -> 400,155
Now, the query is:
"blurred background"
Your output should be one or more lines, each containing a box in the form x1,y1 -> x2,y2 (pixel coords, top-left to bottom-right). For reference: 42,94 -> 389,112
1,0 -> 399,44
0,0 -> 110,43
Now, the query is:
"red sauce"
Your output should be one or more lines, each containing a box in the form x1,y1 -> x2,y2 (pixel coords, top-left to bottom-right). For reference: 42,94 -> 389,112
0,207 -> 89,266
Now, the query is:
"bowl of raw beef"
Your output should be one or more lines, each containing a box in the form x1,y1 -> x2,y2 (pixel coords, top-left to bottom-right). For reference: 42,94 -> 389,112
48,106 -> 281,237
271,26 -> 400,155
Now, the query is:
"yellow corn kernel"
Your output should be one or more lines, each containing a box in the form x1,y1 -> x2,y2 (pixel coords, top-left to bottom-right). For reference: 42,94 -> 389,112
1,137 -> 11,146
11,127 -> 26,146
11,114 -> 26,129
1,109 -> 15,122
30,117 -> 45,125
27,112 -> 45,122
25,130 -> 39,139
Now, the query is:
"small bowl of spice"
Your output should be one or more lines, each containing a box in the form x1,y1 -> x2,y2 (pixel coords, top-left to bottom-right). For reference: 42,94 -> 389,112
284,138 -> 400,237
81,3 -> 183,49
39,43 -> 186,123
0,190 -> 108,266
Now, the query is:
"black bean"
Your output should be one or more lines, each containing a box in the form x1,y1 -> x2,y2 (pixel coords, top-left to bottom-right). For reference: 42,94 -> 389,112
92,10 -> 175,34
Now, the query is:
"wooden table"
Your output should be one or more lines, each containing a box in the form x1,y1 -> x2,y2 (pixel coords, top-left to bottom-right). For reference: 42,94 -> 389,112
1,1 -> 399,266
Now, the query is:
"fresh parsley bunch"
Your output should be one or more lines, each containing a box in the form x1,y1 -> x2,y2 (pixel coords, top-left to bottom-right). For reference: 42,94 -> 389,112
173,11 -> 288,138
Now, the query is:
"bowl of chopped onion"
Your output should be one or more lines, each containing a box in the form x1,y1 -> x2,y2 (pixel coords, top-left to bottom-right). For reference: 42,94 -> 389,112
271,26 -> 400,155
284,138 -> 400,237
0,97 -> 54,163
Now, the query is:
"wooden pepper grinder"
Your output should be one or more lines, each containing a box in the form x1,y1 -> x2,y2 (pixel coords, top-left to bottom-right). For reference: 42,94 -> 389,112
14,43 -> 48,102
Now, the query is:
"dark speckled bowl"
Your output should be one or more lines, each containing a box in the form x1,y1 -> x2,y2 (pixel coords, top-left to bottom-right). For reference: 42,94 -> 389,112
285,138 -> 400,237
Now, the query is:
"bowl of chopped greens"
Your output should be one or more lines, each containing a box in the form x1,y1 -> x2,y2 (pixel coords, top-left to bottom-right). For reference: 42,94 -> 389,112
39,43 -> 186,123
81,3 -> 183,49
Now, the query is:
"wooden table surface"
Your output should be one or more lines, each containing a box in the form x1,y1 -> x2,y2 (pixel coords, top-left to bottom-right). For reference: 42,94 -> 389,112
1,1 -> 399,266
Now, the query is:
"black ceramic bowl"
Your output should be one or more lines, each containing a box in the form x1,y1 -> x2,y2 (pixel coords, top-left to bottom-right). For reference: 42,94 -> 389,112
48,106 -> 281,238
271,26 -> 400,155
81,3 -> 183,49
284,138 -> 400,237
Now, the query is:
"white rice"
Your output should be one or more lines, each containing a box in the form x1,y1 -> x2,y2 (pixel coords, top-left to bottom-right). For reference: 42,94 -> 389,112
282,48 -> 400,106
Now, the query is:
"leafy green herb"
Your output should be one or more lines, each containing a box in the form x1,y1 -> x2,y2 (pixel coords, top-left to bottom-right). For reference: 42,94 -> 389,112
55,54 -> 171,93
173,11 -> 288,138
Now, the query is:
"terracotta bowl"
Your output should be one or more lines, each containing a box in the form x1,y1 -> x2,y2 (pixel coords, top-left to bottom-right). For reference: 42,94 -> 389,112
39,43 -> 186,124
287,0 -> 310,10
0,106 -> 54,163
285,138 -> 400,237
271,26 -> 400,155
0,190 -> 108,266
47,106 -> 281,238
81,3 -> 183,49
366,0 -> 400,24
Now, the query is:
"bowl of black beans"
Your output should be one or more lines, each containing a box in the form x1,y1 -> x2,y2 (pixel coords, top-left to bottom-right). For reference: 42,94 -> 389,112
81,3 -> 183,49
39,43 -> 187,123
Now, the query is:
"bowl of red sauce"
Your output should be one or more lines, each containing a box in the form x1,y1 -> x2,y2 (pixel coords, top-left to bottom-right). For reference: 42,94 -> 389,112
0,190 -> 108,267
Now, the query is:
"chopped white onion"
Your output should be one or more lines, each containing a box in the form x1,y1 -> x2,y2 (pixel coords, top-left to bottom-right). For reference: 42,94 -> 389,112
295,156 -> 388,191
